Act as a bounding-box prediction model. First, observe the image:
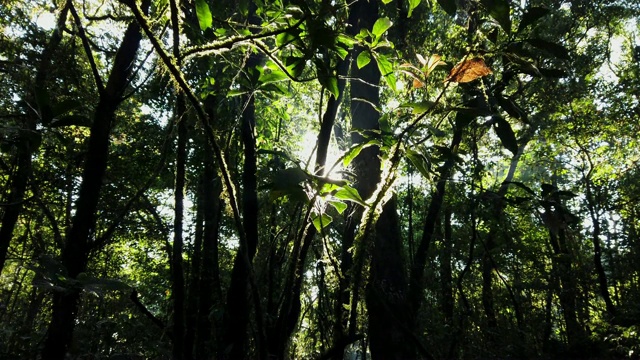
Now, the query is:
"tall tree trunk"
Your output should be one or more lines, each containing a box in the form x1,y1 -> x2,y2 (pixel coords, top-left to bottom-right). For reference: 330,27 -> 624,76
169,0 -> 187,355
544,196 -> 587,354
196,132 -> 222,358
220,4 -> 261,354
40,3 -> 148,357
171,98 -> 187,360
441,208 -> 454,324
343,1 -> 413,358
481,135 -> 530,336
184,177 -> 203,360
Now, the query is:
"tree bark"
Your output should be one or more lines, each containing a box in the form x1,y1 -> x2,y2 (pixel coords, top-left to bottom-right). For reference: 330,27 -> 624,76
220,7 -> 262,354
40,3 -> 148,358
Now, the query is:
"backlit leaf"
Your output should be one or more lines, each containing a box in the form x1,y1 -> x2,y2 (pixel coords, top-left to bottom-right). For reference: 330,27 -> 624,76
372,17 -> 392,38
357,50 -> 371,69
312,213 -> 333,232
374,53 -> 396,91
445,58 -> 492,83
334,185 -> 367,207
195,0 -> 213,31
408,0 -> 421,17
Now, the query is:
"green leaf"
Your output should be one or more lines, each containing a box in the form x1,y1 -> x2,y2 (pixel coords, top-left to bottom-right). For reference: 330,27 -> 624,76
401,101 -> 435,114
334,185 -> 367,207
437,0 -> 457,16
357,50 -> 372,69
318,75 -> 339,98
336,34 -> 356,47
276,30 -> 298,48
493,116 -> 518,155
328,200 -> 348,214
382,0 -> 393,3
195,0 -> 213,31
517,7 -> 550,33
343,140 -> 380,167
408,0 -> 421,17
372,17 -> 392,38
374,53 -> 396,92
406,149 -> 431,179
525,38 -> 571,60
312,213 -> 333,232
481,0 -> 511,34
258,68 -> 288,85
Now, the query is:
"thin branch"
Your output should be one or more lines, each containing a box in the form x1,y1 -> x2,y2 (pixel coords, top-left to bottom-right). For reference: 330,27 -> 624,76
180,16 -> 306,61
68,1 -> 105,95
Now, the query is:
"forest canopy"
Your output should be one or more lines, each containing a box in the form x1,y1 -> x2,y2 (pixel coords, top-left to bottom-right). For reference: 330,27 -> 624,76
1,0 -> 640,359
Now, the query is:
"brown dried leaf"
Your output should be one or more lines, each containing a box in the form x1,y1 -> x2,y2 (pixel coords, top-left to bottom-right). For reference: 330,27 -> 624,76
445,58 -> 493,83
413,78 -> 425,88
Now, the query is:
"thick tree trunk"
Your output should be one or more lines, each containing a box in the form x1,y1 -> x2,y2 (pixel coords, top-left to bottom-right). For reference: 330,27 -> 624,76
171,95 -> 188,360
40,5 -> 147,358
195,135 -> 222,358
220,25 -> 261,356
344,1 -> 413,358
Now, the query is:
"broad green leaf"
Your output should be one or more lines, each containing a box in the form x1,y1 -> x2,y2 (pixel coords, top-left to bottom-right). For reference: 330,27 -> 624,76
437,0 -> 457,17
312,213 -> 333,232
382,0 -> 393,3
481,0 -> 511,34
276,30 -> 298,48
334,185 -> 367,207
343,140 -> 380,167
337,34 -> 357,47
357,50 -> 372,69
525,38 -> 571,60
493,116 -> 518,155
374,53 -> 396,92
258,68 -> 288,85
408,0 -> 421,17
517,7 -> 550,33
372,17 -> 392,38
195,0 -> 213,31
319,75 -> 339,98
328,200 -> 347,214
402,101 -> 435,114
406,149 -> 431,179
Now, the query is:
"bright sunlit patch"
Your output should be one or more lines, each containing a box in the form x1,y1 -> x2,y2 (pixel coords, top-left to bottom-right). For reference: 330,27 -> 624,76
35,11 -> 56,30
296,130 -> 343,179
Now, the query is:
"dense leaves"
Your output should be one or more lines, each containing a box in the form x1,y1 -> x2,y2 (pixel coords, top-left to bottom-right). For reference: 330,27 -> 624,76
1,0 -> 640,359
